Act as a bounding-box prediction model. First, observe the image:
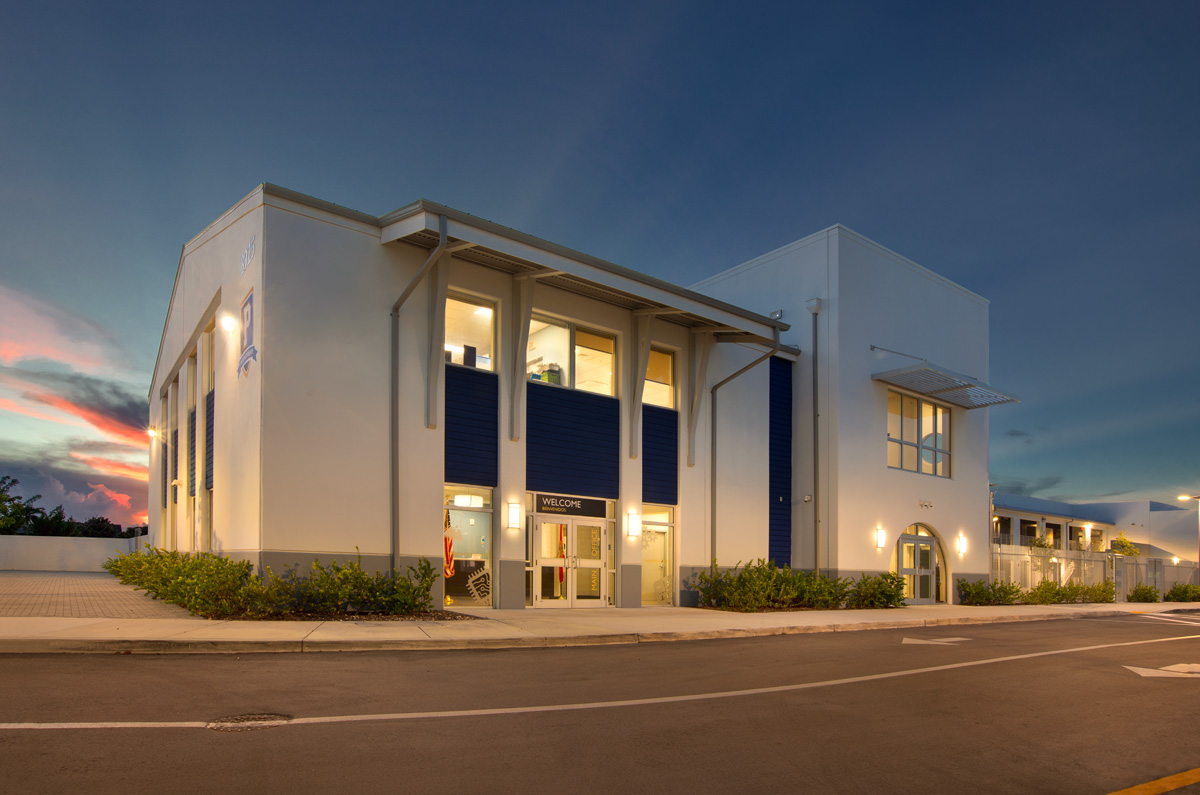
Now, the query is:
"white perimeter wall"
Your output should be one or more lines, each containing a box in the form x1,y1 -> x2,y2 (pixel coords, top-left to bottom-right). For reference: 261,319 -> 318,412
0,535 -> 139,572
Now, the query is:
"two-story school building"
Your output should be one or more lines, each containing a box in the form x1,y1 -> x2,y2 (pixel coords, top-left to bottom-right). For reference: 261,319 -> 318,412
148,184 -> 1016,608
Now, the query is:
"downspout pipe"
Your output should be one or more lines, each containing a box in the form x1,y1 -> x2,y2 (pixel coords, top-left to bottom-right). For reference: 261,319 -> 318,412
807,298 -> 822,575
709,327 -> 782,566
390,216 -> 447,569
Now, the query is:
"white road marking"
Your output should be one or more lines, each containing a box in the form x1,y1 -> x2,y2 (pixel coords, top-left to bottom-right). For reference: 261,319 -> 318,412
902,636 -> 970,645
2,631 -> 1198,732
1137,613 -> 1200,626
1124,665 -> 1200,678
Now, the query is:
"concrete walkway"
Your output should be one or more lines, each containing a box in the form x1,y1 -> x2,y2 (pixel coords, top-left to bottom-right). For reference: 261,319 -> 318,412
0,570 -> 1195,654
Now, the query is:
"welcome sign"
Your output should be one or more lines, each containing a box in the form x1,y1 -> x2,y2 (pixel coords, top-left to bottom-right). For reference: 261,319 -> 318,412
535,493 -> 607,518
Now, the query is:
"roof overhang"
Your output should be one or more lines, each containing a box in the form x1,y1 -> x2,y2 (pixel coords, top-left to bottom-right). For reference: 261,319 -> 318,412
873,363 -> 1018,409
379,200 -> 794,350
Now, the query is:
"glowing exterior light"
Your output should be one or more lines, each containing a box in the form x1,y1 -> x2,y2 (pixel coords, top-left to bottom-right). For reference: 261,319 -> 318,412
507,502 -> 520,530
875,526 -> 886,549
626,509 -> 641,537
956,535 -> 967,556
1173,556 -> 1181,565
147,428 -> 157,438
220,314 -> 237,332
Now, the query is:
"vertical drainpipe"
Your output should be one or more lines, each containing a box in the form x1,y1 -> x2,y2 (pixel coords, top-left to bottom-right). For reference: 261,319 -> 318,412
389,217 -> 447,569
806,298 -> 822,574
709,328 -> 781,565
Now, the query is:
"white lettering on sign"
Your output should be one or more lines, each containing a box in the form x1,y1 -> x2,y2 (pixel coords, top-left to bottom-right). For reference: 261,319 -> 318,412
543,498 -> 583,509
240,236 -> 256,274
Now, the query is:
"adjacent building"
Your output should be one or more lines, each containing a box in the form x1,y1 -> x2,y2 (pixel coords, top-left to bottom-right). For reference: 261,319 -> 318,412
148,184 -> 1016,608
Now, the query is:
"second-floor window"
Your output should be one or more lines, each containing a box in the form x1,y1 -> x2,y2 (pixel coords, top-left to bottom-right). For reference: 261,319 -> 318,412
527,317 -> 615,396
887,390 -> 951,477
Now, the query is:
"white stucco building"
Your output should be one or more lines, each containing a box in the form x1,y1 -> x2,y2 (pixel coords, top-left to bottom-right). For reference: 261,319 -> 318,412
148,185 -> 1016,608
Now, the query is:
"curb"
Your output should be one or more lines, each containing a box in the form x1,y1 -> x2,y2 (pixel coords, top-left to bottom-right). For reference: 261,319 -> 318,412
0,609 -> 1129,655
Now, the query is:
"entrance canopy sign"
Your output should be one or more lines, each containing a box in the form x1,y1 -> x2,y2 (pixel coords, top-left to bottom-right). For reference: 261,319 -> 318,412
536,493 -> 606,518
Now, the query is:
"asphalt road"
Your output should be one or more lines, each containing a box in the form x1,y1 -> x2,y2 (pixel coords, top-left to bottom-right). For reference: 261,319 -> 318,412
3,613 -> 1200,794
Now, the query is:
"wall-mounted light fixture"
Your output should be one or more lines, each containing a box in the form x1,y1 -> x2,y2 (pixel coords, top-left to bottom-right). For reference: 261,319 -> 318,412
147,428 -> 157,439
220,314 -> 237,333
956,534 -> 967,556
626,509 -> 641,537
1173,556 -> 1181,565
1083,523 -> 1093,548
507,502 -> 520,530
875,526 -> 886,549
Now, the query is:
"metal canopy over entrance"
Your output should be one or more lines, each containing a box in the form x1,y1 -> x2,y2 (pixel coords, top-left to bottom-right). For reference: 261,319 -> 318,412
872,363 -> 1018,409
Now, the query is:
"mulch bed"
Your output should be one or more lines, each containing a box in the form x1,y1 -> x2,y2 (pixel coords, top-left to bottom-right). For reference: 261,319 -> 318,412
233,610 -> 484,622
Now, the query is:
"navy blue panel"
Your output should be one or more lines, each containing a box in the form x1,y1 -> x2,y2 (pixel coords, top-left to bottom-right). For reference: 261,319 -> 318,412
526,382 -> 619,499
444,365 -> 499,487
171,428 -> 178,505
769,357 -> 793,567
642,405 -> 678,505
187,409 -> 196,497
161,440 -> 168,509
205,390 -> 214,490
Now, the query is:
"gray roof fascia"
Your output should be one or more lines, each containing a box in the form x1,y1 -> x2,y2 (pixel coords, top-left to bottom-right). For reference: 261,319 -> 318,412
379,198 -> 791,340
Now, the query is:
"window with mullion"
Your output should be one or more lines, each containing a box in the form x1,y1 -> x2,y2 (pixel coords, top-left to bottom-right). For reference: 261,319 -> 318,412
887,390 -> 951,478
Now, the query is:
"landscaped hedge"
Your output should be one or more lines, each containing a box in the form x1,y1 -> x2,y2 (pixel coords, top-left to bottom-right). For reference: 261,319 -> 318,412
104,545 -> 436,619
956,577 -> 1115,605
691,559 -> 906,611
1164,583 -> 1200,602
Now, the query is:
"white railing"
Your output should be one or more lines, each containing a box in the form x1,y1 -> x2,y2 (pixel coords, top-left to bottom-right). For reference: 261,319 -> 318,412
991,544 -> 1198,600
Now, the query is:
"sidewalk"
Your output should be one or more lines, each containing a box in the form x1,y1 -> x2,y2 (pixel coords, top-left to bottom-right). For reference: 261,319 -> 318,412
0,571 -> 1194,654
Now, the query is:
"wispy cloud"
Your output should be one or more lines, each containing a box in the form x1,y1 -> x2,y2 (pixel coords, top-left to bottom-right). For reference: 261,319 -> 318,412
0,366 -> 147,448
69,452 -> 148,482
0,284 -> 127,374
991,474 -> 1064,497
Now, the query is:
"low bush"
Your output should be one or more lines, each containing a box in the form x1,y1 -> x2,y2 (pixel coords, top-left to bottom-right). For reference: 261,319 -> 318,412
957,578 -> 1022,606
691,559 -> 857,611
1024,580 -> 1061,605
845,572 -> 906,609
104,545 -> 436,619
1164,583 -> 1200,602
1128,583 -> 1160,603
1084,580 -> 1116,604
1019,579 -> 1116,605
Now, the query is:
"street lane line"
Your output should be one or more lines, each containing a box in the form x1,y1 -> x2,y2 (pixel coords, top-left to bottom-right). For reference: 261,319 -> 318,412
3,630 -> 1198,731
1107,765 -> 1200,795
1137,614 -> 1200,626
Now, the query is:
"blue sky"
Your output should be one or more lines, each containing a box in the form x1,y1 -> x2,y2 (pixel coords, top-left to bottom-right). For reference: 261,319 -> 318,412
1,0 -> 1197,531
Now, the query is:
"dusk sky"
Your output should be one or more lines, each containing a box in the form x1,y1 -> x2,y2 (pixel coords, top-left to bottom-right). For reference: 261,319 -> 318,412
1,1 -> 1197,532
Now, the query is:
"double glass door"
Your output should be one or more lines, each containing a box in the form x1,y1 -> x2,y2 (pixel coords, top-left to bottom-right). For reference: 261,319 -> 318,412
898,534 -> 937,604
533,519 -> 607,607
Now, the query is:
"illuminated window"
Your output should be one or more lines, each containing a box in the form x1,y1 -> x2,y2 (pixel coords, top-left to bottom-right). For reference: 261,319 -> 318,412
643,348 -> 674,408
574,329 -> 614,396
443,485 -> 493,607
445,295 -> 494,371
886,390 -> 951,477
526,317 -> 616,396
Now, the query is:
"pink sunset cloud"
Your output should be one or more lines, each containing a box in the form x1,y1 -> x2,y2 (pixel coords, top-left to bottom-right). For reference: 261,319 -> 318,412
0,284 -> 124,374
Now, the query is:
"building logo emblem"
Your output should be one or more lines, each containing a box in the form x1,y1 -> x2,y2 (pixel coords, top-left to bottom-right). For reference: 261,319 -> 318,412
238,289 -> 258,377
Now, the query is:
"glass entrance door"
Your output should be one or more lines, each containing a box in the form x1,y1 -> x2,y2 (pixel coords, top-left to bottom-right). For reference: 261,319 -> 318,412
898,535 -> 936,604
534,519 -> 607,608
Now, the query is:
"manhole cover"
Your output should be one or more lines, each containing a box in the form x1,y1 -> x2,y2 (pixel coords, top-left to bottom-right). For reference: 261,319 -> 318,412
206,713 -> 292,732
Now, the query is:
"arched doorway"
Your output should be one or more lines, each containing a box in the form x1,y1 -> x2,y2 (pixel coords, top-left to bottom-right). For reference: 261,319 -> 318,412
896,524 -> 946,605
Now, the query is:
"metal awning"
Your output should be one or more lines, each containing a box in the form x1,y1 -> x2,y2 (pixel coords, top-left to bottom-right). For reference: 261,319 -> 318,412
872,363 -> 1018,409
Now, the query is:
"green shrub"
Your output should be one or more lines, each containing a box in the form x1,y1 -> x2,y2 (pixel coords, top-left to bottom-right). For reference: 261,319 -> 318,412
1128,583 -> 1160,603
1084,580 -> 1116,603
1024,580 -> 1061,605
957,578 -> 1022,606
104,545 -> 435,618
846,572 -> 906,609
691,559 -> 855,611
1164,583 -> 1200,602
